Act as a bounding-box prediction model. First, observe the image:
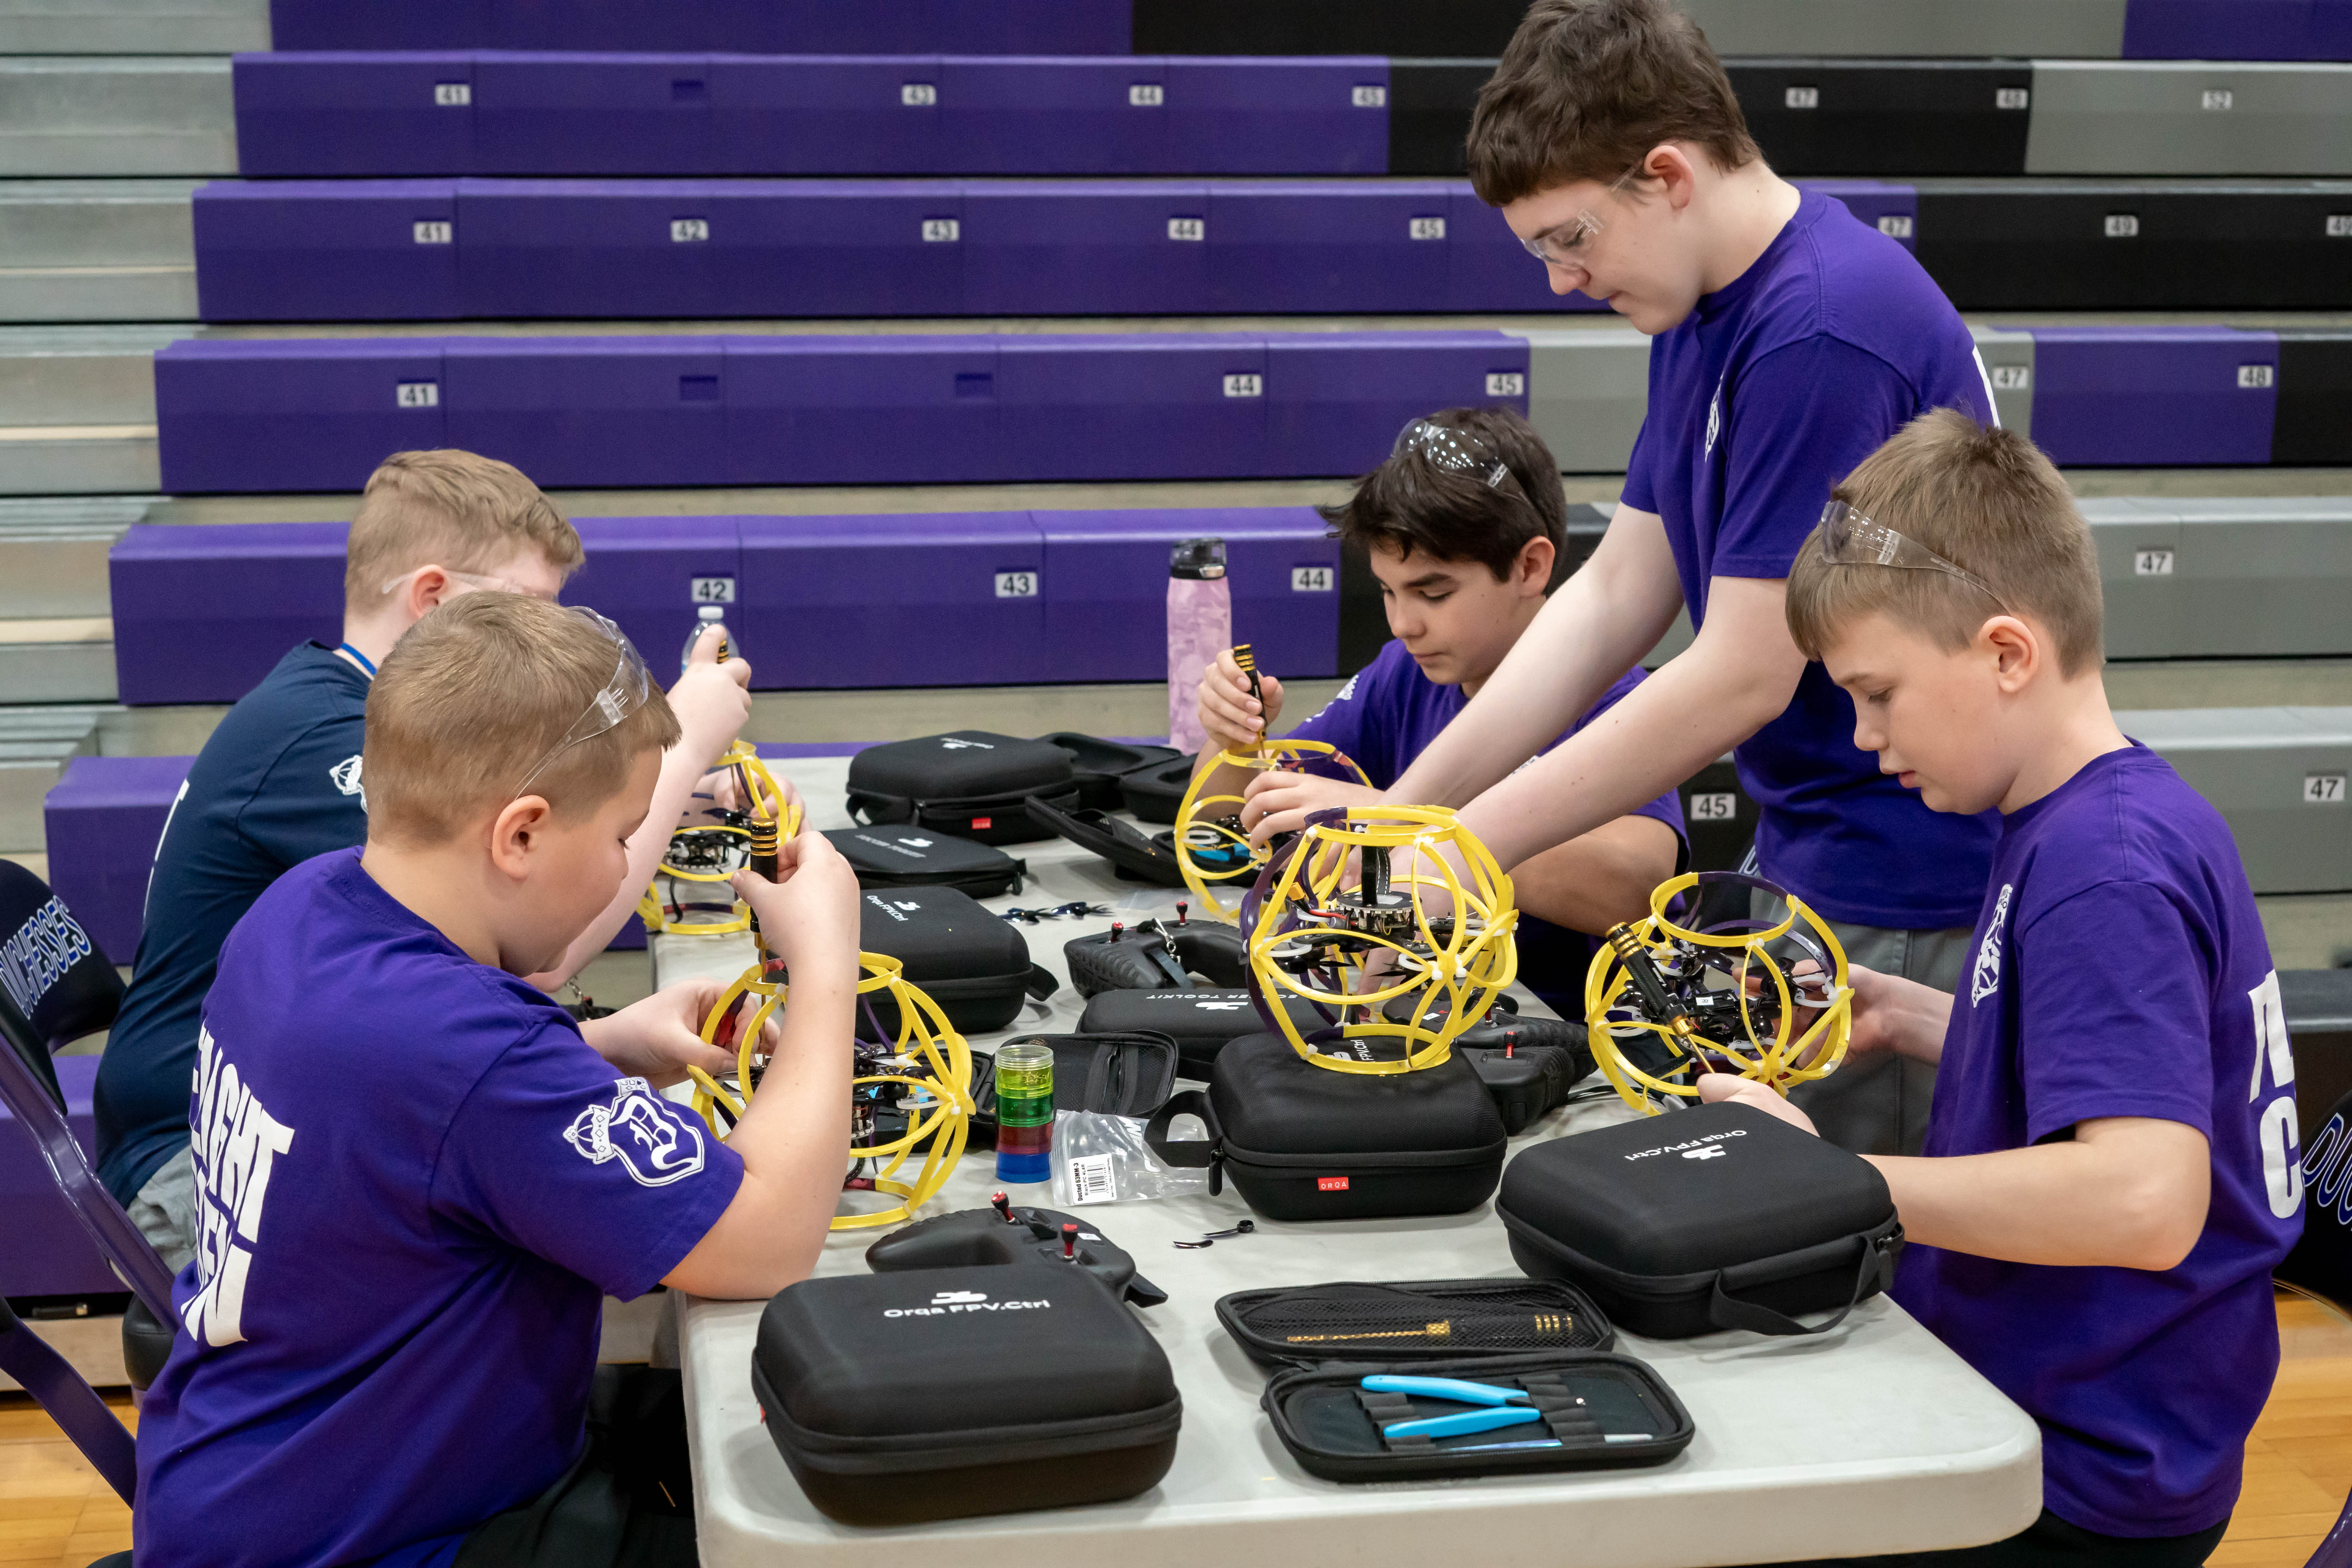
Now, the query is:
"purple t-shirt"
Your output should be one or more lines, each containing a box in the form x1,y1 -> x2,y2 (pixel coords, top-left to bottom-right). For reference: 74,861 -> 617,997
1287,640 -> 1687,1011
134,849 -> 743,1568
1892,746 -> 2300,1537
1621,189 -> 2002,930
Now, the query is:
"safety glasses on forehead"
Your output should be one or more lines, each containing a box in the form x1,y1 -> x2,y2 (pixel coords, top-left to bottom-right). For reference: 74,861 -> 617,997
1817,501 -> 2010,611
512,609 -> 653,799
1393,419 -> 1533,509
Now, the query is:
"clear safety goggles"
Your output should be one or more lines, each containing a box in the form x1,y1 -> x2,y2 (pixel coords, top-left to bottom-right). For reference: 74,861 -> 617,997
512,608 -> 653,799
1392,419 -> 1533,510
381,564 -> 560,602
1817,501 -> 2009,612
1515,164 -> 1643,269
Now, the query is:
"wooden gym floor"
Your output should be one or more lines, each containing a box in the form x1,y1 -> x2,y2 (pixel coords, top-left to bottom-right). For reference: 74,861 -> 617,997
0,1292 -> 2344,1566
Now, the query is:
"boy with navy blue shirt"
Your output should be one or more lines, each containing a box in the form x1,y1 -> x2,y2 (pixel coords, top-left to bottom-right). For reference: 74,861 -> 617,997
1199,407 -> 1685,1018
135,595 -> 862,1568
1708,412 -> 2299,1566
1252,0 -> 2004,1156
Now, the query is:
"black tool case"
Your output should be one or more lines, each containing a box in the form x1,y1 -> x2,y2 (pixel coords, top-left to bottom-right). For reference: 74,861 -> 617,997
1145,1033 -> 1508,1221
1024,795 -> 1188,887
1118,753 -> 1199,824
752,1265 -> 1181,1525
1497,1102 -> 1904,1338
824,826 -> 1025,898
856,886 -> 1056,1034
846,731 -> 1081,845
971,1031 -> 1181,1126
1076,987 -> 1325,1079
1039,733 -> 1182,809
1217,1277 -> 1615,1366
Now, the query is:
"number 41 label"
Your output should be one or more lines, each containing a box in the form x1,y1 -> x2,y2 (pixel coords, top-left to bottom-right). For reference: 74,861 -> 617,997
2307,774 -> 2347,804
994,570 -> 1038,599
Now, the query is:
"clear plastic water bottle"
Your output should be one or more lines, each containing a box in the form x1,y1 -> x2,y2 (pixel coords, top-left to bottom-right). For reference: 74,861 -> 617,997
1167,537 -> 1229,754
680,603 -> 738,673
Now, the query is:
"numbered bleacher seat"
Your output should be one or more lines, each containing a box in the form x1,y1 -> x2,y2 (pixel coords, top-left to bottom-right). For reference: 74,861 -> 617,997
2024,326 -> 2281,467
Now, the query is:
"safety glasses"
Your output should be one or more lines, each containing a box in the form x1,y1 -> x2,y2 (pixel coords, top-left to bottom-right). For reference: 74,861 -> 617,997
380,564 -> 560,603
512,608 -> 652,799
1392,419 -> 1532,510
1816,501 -> 2009,611
1515,163 -> 1644,270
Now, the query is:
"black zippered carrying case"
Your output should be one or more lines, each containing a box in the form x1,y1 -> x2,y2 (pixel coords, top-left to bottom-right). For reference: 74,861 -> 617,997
824,826 -> 1025,898
1076,987 -> 1324,1079
1024,795 -> 1188,887
1039,733 -> 1182,809
855,886 -> 1056,1034
1118,754 -> 1199,824
1144,1033 -> 1508,1221
1497,1102 -> 1904,1338
751,1265 -> 1181,1525
846,731 -> 1081,845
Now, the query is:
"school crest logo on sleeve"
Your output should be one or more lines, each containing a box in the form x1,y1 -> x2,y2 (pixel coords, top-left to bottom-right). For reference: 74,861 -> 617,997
564,1076 -> 708,1187
1969,884 -> 2013,1007
1703,375 -> 1725,461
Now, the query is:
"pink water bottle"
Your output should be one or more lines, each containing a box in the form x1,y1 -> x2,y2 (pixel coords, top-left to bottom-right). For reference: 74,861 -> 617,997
1167,537 -> 1230,753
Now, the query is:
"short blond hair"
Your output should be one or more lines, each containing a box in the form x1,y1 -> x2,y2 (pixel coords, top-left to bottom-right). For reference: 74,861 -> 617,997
345,450 -> 584,608
1786,410 -> 2104,677
364,594 -> 680,846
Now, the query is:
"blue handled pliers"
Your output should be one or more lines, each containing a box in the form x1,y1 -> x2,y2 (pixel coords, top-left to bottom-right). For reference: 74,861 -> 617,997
1363,1375 -> 1543,1441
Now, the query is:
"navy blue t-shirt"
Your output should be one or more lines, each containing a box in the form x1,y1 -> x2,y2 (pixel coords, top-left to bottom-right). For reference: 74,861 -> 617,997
1287,640 -> 1687,1013
135,849 -> 741,1567
1894,745 -> 2298,1536
1620,189 -> 2002,930
95,642 -> 370,1205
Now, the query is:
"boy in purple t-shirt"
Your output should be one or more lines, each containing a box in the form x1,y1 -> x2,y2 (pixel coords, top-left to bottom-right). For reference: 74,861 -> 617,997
134,595 -> 864,1568
1196,406 -> 1685,1018
1708,412 -> 2299,1566
1250,0 -> 2004,1158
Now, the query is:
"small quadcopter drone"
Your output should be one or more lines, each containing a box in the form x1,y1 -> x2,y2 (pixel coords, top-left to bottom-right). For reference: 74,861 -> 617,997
637,738 -> 802,936
682,784 -> 973,1232
1584,870 -> 1853,1114
1238,804 -> 1519,1075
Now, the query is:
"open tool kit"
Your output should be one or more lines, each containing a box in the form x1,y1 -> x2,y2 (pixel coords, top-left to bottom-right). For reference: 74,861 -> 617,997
1498,1102 -> 1904,1338
1215,1279 -> 1689,1482
846,731 -> 1082,845
752,1263 -> 1181,1525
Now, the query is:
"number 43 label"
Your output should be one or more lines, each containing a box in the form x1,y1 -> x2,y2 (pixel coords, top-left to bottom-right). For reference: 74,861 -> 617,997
2307,774 -> 2347,804
994,570 -> 1038,599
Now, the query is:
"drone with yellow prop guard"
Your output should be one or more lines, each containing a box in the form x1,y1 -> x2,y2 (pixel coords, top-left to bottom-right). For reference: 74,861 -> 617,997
681,811 -> 974,1232
1584,870 -> 1853,1114
1238,803 -> 1519,1074
637,738 -> 803,937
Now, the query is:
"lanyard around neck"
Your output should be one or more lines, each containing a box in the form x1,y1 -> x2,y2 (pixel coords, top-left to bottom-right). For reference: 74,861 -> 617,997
336,642 -> 378,679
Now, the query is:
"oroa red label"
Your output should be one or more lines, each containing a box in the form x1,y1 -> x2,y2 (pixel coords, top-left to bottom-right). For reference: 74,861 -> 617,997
971,817 -> 993,829
1318,1176 -> 1350,1191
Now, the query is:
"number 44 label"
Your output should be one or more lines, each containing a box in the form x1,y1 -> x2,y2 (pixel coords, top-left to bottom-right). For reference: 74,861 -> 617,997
1291,566 -> 1333,593
2307,774 -> 2347,804
994,570 -> 1038,599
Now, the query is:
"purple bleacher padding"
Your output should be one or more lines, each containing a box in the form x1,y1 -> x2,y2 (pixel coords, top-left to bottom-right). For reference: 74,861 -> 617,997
939,56 -> 1167,175
1165,57 -> 1387,176
1442,185 -> 1608,313
472,53 -> 716,176
482,0 -> 714,51
269,0 -> 486,50
2027,327 -> 2279,467
0,1058 -> 130,1299
43,755 -> 191,965
443,336 -> 726,488
456,179 -> 726,318
2313,0 -> 2352,56
710,181 -> 965,317
920,0 -> 1132,56
962,182 -> 1211,316
998,333 -> 1269,481
232,53 -> 477,178
736,513 -> 1052,688
155,339 -> 447,495
269,0 -> 1134,54
710,56 -> 944,176
2122,0 -> 2321,58
724,336 -> 1001,485
109,522 -> 344,705
1805,181 -> 1918,252
1038,507 -> 1340,684
195,180 -> 460,324
1207,180 -> 1452,314
1267,331 -> 1532,479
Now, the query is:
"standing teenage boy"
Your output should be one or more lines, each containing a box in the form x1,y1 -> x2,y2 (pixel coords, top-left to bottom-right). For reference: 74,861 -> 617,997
95,449 -> 753,1268
1706,411 -> 2297,1564
135,595 -> 861,1568
1198,407 -> 1684,1016
1256,0 -> 2005,1154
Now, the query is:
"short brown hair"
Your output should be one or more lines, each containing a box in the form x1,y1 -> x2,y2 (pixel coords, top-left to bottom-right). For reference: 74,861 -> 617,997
1318,406 -> 1567,581
344,449 -> 584,607
363,594 -> 680,846
1786,410 -> 2104,676
1467,0 -> 1762,207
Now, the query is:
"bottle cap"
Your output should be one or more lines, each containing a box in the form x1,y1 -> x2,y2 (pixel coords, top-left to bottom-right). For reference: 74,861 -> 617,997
1169,537 -> 1227,580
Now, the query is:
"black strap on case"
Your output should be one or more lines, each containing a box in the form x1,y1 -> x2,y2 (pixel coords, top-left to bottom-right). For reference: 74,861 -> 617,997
1144,1090 -> 1224,1196
1704,1229 -> 1902,1337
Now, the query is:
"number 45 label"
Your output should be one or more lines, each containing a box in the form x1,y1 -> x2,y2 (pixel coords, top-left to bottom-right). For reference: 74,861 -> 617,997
994,570 -> 1038,599
2307,774 -> 2347,804
1690,792 -> 1739,822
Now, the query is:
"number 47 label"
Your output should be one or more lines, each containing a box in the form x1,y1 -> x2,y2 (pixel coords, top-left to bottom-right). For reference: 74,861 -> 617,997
2307,774 -> 2347,804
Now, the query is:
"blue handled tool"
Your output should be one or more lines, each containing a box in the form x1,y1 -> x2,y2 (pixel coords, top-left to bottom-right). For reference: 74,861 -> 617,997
1360,1375 -> 1530,1407
1380,1405 -> 1546,1440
